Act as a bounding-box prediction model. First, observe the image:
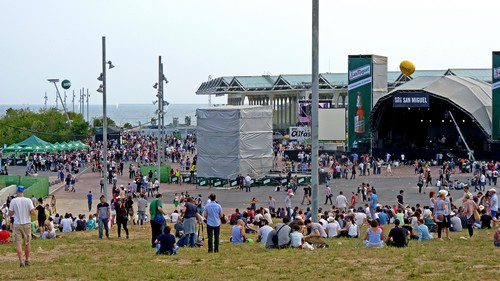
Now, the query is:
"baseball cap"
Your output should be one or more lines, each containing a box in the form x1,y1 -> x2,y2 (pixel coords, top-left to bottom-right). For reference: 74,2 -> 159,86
16,186 -> 25,193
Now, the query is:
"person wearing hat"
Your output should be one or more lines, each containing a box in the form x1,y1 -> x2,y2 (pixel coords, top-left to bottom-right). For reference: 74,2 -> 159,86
434,190 -> 448,240
449,211 -> 462,232
489,188 -> 498,219
8,186 -> 36,267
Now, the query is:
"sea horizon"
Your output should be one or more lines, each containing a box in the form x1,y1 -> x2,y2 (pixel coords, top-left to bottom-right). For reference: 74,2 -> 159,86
0,103 -> 209,126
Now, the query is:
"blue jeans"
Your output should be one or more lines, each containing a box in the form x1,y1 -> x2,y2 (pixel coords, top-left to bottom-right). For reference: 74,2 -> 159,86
177,235 -> 190,247
98,218 -> 109,238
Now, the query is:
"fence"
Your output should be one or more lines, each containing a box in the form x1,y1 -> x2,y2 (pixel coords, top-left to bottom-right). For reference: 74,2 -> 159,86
0,175 -> 49,199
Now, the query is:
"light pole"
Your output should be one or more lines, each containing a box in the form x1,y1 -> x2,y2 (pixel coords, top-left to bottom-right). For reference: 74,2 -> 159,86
47,79 -> 71,125
97,36 -> 114,201
153,56 -> 169,185
310,0 -> 319,222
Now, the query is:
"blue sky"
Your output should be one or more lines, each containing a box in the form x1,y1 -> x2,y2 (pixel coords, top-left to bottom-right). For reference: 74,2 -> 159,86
1,0 -> 498,105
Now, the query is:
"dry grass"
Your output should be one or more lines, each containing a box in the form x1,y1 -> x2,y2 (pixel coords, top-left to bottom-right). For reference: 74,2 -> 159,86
0,223 -> 499,281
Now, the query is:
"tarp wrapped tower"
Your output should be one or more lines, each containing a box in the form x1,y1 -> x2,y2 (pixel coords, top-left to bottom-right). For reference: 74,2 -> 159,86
196,106 -> 273,180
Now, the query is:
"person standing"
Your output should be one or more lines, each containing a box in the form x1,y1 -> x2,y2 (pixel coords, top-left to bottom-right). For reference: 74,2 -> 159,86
285,191 -> 294,218
462,193 -> 478,240
137,193 -> 148,228
489,188 -> 498,218
324,185 -> 333,205
245,174 -> 252,192
87,191 -> 93,212
267,195 -> 276,214
150,194 -> 167,248
8,186 -> 36,267
179,197 -> 198,247
203,193 -> 223,253
96,195 -> 110,239
368,189 -> 378,219
115,198 -> 129,239
336,191 -> 349,213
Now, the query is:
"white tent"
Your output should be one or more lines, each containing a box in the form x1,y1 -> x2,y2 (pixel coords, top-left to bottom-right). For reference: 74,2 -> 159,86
375,75 -> 492,136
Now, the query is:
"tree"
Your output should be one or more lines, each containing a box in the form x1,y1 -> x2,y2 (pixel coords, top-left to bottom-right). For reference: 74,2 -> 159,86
0,107 -> 90,145
93,117 -> 116,128
123,122 -> 133,129
185,116 -> 191,126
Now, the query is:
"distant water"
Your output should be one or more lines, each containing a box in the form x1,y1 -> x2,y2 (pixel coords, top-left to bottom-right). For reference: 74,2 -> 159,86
0,104 -> 207,126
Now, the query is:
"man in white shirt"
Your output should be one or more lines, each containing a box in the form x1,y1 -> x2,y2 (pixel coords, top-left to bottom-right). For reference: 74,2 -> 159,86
171,210 -> 180,223
245,175 -> 252,192
336,191 -> 349,212
8,186 -> 36,267
326,217 -> 340,238
257,219 -> 273,244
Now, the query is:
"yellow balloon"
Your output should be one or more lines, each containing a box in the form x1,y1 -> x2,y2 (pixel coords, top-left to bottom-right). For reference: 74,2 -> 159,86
400,60 -> 415,76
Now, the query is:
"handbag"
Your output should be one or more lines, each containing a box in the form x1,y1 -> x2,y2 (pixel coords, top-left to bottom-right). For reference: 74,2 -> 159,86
473,210 -> 480,221
153,200 -> 166,224
437,214 -> 444,221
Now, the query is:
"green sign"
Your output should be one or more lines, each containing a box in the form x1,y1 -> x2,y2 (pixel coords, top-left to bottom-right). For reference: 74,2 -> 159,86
492,52 -> 500,139
61,79 -> 71,90
347,55 -> 373,151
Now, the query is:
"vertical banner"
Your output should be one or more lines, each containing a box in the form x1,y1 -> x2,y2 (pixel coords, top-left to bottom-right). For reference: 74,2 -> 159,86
492,52 -> 500,140
348,55 -> 373,151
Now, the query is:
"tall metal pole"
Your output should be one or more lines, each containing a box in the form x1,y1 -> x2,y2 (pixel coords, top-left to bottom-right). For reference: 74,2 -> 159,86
72,90 -> 75,112
311,0 -> 320,222
161,62 -> 166,165
157,56 -> 162,185
102,36 -> 108,201
87,89 -> 90,124
48,80 -> 71,125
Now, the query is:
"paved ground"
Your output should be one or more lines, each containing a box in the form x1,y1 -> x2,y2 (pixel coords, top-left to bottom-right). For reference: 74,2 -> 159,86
7,162 -> 485,217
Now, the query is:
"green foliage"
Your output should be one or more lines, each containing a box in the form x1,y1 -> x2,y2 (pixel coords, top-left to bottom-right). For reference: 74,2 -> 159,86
123,122 -> 133,129
0,107 -> 90,145
93,117 -> 116,128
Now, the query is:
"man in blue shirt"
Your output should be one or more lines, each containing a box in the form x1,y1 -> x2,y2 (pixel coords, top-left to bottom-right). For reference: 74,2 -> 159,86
377,207 -> 389,225
203,193 -> 223,253
87,191 -> 93,212
368,189 -> 378,219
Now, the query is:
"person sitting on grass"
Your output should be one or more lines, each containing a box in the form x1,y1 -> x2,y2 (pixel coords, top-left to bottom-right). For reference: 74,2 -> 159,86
230,219 -> 246,243
417,218 -> 434,241
0,224 -> 11,244
494,227 -> 500,247
155,225 -> 178,255
386,219 -> 409,247
304,219 -> 328,248
86,214 -> 97,230
290,224 -> 305,249
362,219 -> 384,248
41,218 -> 56,240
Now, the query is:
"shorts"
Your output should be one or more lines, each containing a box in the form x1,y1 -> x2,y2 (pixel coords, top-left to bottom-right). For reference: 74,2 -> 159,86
13,223 -> 32,246
138,211 -> 146,221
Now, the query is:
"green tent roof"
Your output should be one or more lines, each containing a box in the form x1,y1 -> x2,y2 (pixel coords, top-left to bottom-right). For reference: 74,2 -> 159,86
17,135 -> 50,147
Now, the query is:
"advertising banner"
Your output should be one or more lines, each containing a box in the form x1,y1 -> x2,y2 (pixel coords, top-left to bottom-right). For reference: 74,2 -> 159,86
393,92 -> 430,108
289,126 -> 311,142
348,55 -> 373,150
493,52 -> 500,139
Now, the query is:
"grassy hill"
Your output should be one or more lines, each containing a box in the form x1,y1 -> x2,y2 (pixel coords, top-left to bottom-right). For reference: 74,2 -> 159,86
0,223 -> 498,280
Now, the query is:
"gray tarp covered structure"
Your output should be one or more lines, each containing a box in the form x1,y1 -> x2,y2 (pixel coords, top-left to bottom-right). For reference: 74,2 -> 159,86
196,106 -> 273,179
374,75 -> 492,137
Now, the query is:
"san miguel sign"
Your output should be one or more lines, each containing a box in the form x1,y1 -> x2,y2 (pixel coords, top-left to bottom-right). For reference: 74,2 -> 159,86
393,92 -> 430,108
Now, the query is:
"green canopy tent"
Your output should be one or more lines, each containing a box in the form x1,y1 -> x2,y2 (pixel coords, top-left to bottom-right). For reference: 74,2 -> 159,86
17,135 -> 50,147
58,142 -> 69,151
3,143 -> 22,152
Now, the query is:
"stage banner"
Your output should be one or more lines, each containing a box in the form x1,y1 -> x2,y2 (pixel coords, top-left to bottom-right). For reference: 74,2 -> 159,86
492,52 -> 500,139
393,92 -> 430,108
348,55 -> 373,150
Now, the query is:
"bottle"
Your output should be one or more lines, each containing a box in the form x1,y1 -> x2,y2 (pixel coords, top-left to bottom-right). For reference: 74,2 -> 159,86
355,92 -> 365,135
